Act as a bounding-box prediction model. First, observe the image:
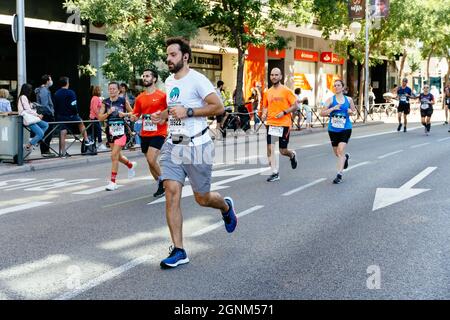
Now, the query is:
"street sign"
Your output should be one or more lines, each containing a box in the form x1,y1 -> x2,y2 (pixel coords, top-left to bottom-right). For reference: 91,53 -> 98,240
348,0 -> 366,20
11,14 -> 18,43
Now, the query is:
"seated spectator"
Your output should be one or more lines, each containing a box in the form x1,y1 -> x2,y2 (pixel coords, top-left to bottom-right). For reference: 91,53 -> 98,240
54,76 -> 93,156
0,89 -> 12,113
17,83 -> 49,152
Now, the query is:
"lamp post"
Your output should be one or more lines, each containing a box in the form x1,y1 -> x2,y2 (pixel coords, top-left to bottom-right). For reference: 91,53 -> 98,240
363,0 -> 370,123
16,0 -> 26,90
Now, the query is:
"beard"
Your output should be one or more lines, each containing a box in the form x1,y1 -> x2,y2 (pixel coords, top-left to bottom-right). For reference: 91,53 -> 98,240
167,59 -> 184,74
271,79 -> 280,86
143,80 -> 153,88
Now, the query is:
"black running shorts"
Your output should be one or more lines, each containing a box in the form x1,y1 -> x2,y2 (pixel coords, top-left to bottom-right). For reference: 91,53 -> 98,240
266,126 -> 290,149
397,103 -> 410,115
328,129 -> 352,147
420,107 -> 433,118
141,136 -> 166,153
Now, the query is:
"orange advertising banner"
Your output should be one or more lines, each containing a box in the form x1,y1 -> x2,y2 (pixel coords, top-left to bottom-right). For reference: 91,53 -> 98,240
294,73 -> 313,90
327,74 -> 342,93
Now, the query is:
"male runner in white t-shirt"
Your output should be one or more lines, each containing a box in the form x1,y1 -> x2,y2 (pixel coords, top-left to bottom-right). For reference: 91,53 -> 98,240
151,37 -> 237,269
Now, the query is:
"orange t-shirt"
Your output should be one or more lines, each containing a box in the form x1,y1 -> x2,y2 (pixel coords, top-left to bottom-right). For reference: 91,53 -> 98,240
133,89 -> 168,137
262,85 -> 296,127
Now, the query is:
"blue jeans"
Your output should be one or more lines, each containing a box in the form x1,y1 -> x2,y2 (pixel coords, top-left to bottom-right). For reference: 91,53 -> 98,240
134,121 -> 141,145
28,120 -> 49,146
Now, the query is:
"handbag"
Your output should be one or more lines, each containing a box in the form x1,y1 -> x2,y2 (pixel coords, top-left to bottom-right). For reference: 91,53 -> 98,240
21,111 -> 41,126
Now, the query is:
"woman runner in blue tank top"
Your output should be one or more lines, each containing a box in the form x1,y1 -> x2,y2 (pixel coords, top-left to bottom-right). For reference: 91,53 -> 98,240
320,79 -> 356,184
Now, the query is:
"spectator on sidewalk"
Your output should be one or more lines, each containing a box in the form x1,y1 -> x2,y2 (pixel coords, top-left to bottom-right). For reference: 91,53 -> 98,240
119,83 -> 135,107
35,74 -> 56,157
54,76 -> 93,157
17,83 -> 49,152
0,89 -> 12,113
90,85 -> 107,151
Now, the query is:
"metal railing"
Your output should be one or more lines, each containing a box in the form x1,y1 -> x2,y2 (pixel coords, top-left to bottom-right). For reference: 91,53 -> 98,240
20,119 -> 139,162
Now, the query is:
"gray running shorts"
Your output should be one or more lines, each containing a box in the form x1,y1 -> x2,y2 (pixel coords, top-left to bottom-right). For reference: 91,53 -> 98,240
160,141 -> 214,194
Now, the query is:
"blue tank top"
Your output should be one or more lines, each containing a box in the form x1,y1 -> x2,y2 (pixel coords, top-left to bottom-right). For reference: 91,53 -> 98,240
397,86 -> 412,104
328,95 -> 352,132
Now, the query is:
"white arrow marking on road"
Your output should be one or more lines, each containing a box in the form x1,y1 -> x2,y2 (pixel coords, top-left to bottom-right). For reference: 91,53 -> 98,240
190,205 -> 264,237
0,202 -> 52,217
372,167 -> 436,211
148,167 -> 270,205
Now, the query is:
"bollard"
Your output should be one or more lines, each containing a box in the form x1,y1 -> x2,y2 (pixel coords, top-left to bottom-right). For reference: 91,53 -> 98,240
17,115 -> 24,166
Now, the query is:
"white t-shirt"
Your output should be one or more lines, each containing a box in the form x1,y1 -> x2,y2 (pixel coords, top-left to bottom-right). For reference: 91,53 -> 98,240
165,69 -> 215,145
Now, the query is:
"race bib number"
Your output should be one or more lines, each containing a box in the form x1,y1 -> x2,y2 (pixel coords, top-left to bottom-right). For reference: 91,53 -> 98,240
143,114 -> 157,132
268,126 -> 283,137
420,101 -> 430,110
400,95 -> 407,102
331,115 -> 346,129
168,115 -> 185,135
109,120 -> 125,137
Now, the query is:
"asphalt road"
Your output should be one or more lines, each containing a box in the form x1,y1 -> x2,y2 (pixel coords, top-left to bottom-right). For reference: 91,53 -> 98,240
0,121 -> 449,300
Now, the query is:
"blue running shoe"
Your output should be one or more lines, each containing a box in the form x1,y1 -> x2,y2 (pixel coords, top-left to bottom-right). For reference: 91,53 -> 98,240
222,197 -> 237,233
160,246 -> 189,269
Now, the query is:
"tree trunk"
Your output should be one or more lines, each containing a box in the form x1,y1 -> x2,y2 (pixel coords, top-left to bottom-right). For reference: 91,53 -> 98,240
234,47 -> 245,108
446,56 -> 450,83
426,51 -> 432,83
398,49 -> 407,82
358,64 -> 365,119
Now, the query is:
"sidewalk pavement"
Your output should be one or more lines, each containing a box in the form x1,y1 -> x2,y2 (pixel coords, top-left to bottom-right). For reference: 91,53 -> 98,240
5,106 -> 448,177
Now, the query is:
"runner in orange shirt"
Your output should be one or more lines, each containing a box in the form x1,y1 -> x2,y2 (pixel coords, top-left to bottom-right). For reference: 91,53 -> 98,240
132,69 -> 168,197
262,68 -> 298,182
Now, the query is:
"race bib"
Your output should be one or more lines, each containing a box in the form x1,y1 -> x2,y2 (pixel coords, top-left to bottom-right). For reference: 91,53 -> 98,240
168,115 -> 185,135
143,114 -> 157,132
420,100 -> 430,110
446,98 -> 450,105
268,126 -> 283,137
331,115 -> 346,129
400,95 -> 407,102
109,120 -> 125,137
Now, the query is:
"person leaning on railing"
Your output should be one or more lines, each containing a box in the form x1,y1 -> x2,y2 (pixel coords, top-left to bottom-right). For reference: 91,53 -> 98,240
17,83 -> 49,152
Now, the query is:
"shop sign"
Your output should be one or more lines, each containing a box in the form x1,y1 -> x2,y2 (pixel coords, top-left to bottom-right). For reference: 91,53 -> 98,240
320,52 -> 345,65
294,49 -> 319,62
190,52 -> 222,70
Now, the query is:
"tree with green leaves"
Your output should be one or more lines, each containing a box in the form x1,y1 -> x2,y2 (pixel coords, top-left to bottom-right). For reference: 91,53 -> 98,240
204,0 -> 313,106
63,0 -> 207,85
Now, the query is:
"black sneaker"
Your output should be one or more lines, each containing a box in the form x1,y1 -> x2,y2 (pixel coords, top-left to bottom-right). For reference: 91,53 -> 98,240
333,173 -> 343,184
41,152 -> 56,158
153,180 -> 165,197
266,173 -> 280,182
344,153 -> 350,170
290,151 -> 298,169
397,123 -> 402,131
403,126 -> 407,132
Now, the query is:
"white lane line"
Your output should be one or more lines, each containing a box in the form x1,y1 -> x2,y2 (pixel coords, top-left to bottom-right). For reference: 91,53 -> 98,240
437,137 -> 450,142
344,161 -> 371,172
54,255 -> 154,300
0,202 -> 52,217
73,185 -> 123,195
377,150 -> 404,159
190,205 -> 264,237
282,178 -> 326,196
353,126 -> 421,139
410,142 -> 430,149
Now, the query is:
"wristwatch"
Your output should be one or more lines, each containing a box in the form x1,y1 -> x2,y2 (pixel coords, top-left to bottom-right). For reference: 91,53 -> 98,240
283,110 -> 287,115
187,107 -> 194,118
